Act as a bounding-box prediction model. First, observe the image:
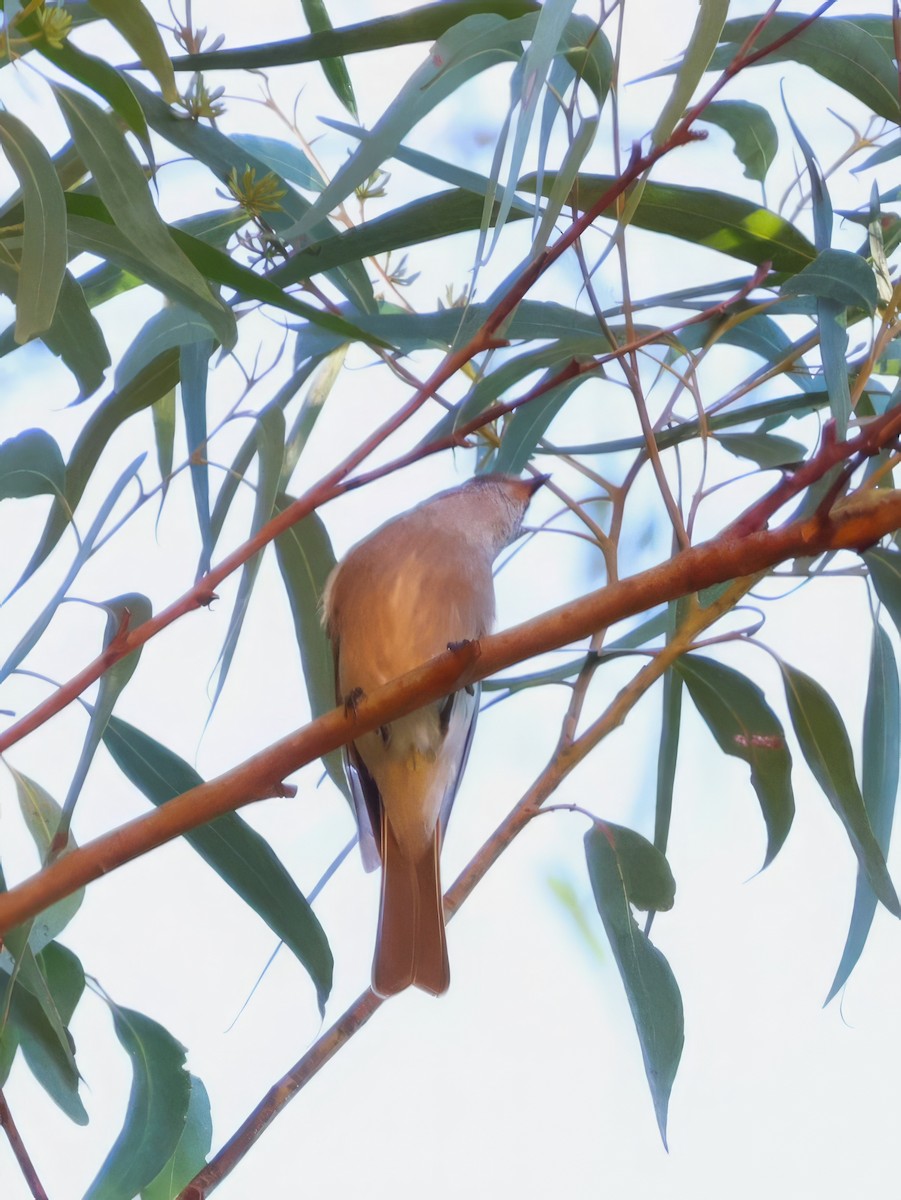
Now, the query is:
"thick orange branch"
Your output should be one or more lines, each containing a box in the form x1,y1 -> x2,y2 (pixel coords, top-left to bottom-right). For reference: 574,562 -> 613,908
1,493 -> 898,938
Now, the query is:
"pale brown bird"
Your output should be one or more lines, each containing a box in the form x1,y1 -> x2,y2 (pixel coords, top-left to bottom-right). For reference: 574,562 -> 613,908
322,473 -> 546,998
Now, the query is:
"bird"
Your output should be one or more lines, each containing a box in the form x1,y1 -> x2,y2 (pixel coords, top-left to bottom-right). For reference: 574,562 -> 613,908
322,473 -> 546,998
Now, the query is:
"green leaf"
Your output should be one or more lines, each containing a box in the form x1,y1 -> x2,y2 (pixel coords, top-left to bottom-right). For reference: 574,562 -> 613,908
168,0 -> 542,71
780,248 -> 878,315
89,0 -> 179,104
864,548 -> 901,638
676,655 -> 794,867
493,368 -> 585,474
721,14 -> 900,124
299,0 -> 358,117
0,428 -> 64,500
652,0 -> 728,148
826,625 -> 899,1002
0,455 -> 145,682
9,769 -> 83,951
55,85 -> 236,349
0,941 -> 87,1125
716,431 -> 806,468
0,110 -> 67,342
652,599 -> 688,862
83,1006 -> 191,1200
273,498 -> 346,800
102,716 -> 334,1013
698,100 -> 778,184
230,133 -> 325,191
141,1074 -> 212,1200
519,173 -> 816,274
9,350 -> 179,595
128,78 -> 375,313
584,823 -> 682,1147
35,33 -> 151,148
152,387 -> 176,496
0,260 -> 110,398
780,662 -> 900,916
180,338 -> 214,576
285,13 -> 539,242
209,407 -> 285,712
116,306 -> 216,392
44,270 -> 111,398
60,595 -> 153,838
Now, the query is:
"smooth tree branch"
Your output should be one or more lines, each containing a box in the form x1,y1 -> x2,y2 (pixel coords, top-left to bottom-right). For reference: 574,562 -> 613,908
2,465 -> 900,938
0,1090 -> 49,1200
178,573 -> 781,1199
0,2 -> 832,760
0,72 -> 770,759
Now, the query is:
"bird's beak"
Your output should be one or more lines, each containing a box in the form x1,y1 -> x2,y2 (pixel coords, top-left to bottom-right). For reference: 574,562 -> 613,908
526,473 -> 551,495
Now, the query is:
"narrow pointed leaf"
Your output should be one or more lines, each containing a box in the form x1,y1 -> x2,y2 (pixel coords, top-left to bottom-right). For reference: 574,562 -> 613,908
230,133 -> 325,191
9,770 -> 83,951
61,595 -> 153,834
273,497 -> 346,800
0,941 -> 87,1124
128,79 -> 375,312
83,1006 -> 191,1200
0,456 -> 145,683
865,548 -> 901,638
494,370 -> 586,474
585,823 -> 682,1147
652,0 -> 728,148
102,717 -> 334,1012
180,339 -> 214,577
698,100 -> 778,183
676,654 -> 794,867
781,662 -> 900,915
721,14 -> 900,124
520,173 -> 816,273
168,1 -> 542,70
826,625 -> 899,1002
36,32 -> 151,147
0,428 -> 64,500
209,407 -> 285,712
285,13 -> 538,242
716,431 -> 806,468
116,306 -> 216,392
781,248 -> 878,315
0,110 -> 67,342
141,1074 -> 212,1200
9,350 -> 179,594
89,0 -> 178,103
299,0 -> 358,116
55,85 -> 235,348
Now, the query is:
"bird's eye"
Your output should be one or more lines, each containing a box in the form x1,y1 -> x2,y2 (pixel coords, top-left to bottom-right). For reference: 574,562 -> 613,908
378,725 -> 391,746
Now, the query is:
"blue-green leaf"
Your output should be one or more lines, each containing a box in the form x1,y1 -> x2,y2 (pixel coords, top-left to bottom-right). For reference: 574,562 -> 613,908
781,662 -> 899,916
84,1006 -> 191,1200
585,823 -> 682,1147
102,717 -> 334,1013
826,624 -> 899,1002
0,428 -> 64,500
676,654 -> 794,867
698,99 -> 778,184
0,110 -> 67,342
141,1074 -> 212,1200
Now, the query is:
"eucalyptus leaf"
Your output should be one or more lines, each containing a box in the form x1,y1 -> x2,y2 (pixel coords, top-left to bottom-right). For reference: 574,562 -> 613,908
585,822 -> 682,1147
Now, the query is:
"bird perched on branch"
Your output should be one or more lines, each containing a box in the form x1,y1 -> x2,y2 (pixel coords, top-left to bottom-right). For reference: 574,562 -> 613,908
323,473 -> 546,998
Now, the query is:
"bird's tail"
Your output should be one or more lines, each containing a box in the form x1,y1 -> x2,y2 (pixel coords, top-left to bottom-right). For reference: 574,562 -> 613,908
373,811 -> 449,998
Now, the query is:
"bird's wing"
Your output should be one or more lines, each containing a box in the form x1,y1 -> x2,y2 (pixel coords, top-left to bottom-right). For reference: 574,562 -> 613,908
345,742 -> 382,872
437,682 -> 481,847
